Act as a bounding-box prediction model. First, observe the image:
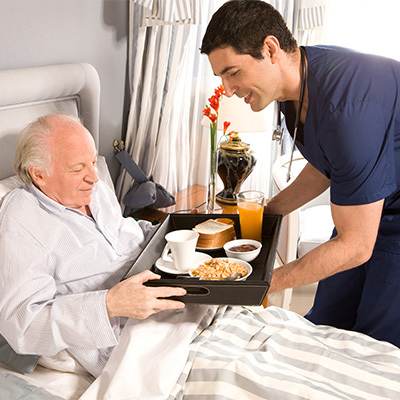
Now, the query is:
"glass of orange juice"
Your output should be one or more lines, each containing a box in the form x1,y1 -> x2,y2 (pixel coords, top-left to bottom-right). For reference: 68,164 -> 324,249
237,191 -> 265,242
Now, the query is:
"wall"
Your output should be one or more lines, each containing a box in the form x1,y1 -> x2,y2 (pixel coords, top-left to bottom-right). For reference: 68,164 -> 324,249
0,0 -> 129,182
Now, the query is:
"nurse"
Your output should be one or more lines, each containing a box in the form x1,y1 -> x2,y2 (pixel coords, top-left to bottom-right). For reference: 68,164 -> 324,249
201,0 -> 400,347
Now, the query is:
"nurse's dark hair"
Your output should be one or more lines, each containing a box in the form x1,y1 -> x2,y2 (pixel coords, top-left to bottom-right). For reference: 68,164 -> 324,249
200,0 -> 297,59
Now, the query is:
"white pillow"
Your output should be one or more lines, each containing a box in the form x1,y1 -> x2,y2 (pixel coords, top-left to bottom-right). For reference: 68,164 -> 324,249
0,175 -> 23,206
0,156 -> 114,207
97,155 -> 115,192
38,350 -> 88,374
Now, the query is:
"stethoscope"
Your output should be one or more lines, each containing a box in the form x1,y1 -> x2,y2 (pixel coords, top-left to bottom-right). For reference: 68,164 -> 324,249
273,47 -> 307,182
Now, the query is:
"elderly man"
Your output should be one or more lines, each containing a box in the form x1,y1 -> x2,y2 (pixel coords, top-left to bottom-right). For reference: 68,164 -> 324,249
2,116 -> 400,400
201,0 -> 400,347
0,113 -> 185,377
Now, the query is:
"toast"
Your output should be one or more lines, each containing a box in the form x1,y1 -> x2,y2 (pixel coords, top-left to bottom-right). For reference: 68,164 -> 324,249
193,219 -> 236,248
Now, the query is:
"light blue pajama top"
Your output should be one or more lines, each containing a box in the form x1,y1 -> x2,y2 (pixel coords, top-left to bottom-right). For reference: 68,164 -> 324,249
0,179 -> 154,377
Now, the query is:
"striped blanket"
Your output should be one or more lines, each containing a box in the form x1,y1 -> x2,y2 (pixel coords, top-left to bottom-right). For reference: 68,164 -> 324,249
83,305 -> 400,399
169,306 -> 400,400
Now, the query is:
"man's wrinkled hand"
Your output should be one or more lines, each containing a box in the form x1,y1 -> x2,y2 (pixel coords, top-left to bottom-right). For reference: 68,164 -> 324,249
106,270 -> 186,319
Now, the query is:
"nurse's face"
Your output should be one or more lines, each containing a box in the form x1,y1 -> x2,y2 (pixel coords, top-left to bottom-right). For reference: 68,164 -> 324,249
208,44 -> 281,112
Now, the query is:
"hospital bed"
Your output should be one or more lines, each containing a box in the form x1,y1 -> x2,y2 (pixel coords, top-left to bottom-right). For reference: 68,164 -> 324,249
1,64 -> 400,400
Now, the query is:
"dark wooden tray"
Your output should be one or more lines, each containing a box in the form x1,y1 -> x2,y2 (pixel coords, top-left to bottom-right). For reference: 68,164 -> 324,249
124,213 -> 282,305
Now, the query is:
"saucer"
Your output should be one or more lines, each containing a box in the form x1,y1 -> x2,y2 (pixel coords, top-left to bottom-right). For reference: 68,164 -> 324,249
155,251 -> 212,275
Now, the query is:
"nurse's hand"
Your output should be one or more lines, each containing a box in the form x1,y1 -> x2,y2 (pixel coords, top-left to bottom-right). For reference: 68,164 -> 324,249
106,270 -> 186,320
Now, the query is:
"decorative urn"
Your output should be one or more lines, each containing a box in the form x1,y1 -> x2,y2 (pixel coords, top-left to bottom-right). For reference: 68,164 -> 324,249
216,132 -> 256,204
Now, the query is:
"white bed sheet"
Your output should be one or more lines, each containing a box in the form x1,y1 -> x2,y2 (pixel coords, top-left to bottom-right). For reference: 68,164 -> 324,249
81,304 -> 210,400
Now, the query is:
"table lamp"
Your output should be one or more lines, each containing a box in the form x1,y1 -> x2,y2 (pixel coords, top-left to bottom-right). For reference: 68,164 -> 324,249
214,95 -> 270,204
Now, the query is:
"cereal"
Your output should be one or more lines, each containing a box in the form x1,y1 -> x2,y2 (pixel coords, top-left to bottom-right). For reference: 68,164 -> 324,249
191,258 -> 248,280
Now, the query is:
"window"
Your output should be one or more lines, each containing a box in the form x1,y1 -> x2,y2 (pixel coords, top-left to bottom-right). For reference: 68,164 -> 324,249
322,0 -> 400,61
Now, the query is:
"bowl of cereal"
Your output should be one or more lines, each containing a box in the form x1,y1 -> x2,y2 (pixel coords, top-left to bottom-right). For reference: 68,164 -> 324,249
223,239 -> 262,262
189,257 -> 252,281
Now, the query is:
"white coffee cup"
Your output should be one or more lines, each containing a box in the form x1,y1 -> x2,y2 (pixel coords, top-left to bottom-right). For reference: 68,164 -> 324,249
161,230 -> 199,272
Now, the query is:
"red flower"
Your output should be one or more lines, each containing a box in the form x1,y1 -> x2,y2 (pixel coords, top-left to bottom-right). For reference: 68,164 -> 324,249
223,121 -> 231,134
203,85 -> 225,125
215,85 -> 225,97
209,114 -> 218,124
203,106 -> 211,117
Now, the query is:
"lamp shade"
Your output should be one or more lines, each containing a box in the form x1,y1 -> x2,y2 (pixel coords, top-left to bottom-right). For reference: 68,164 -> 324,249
201,95 -> 272,133
217,95 -> 270,133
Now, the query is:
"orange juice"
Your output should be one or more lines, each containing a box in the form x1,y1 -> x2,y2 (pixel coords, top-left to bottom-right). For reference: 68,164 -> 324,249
237,202 -> 263,241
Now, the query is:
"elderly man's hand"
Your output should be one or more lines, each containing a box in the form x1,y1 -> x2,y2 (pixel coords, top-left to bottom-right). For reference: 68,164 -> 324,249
106,270 -> 186,320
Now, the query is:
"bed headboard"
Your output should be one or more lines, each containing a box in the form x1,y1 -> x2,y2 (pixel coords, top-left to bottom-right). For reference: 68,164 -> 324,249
0,63 -> 100,180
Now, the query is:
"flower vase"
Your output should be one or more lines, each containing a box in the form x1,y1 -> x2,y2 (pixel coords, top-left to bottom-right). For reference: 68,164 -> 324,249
207,125 -> 218,213
202,84 -> 225,213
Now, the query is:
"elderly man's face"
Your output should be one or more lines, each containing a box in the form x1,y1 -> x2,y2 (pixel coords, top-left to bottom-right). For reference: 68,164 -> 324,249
31,120 -> 99,214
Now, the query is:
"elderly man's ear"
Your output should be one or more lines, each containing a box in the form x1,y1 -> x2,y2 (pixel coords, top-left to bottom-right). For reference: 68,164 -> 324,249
29,166 -> 46,187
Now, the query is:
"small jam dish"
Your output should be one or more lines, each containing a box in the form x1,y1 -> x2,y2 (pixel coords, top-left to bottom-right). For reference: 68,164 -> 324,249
223,239 -> 262,262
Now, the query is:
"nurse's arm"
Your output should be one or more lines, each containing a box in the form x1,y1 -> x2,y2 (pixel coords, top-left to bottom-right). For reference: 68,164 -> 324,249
269,199 -> 384,294
265,162 -> 330,216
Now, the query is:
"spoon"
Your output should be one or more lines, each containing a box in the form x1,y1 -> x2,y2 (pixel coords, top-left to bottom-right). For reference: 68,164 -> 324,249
223,272 -> 243,281
177,272 -> 243,281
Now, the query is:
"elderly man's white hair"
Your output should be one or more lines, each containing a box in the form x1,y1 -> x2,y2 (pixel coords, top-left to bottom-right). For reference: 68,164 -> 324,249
14,113 -> 83,185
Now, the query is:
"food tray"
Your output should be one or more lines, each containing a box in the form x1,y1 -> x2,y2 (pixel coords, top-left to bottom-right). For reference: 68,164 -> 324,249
124,213 -> 282,305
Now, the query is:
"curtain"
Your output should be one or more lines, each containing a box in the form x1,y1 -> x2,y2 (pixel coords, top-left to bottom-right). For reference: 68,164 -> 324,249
116,0 -> 217,202
135,0 -> 200,26
297,0 -> 326,45
269,0 -> 325,43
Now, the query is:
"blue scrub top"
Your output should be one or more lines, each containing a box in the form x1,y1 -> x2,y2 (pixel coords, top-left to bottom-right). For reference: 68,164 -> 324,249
283,46 -> 400,245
